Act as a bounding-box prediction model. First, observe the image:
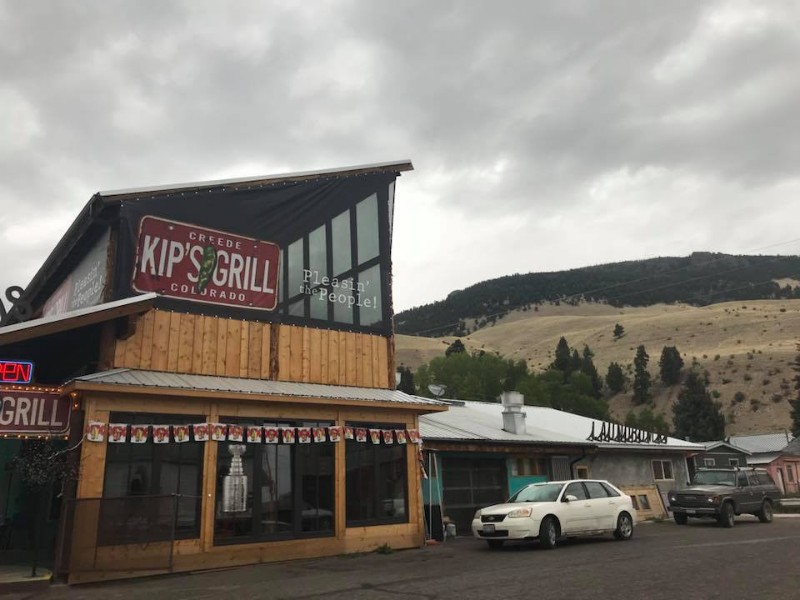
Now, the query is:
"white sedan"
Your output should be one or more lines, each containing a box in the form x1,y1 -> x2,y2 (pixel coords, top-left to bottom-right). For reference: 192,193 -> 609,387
472,479 -> 636,549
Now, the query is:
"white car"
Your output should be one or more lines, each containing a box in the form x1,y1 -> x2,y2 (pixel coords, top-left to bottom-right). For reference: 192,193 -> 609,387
472,479 -> 636,550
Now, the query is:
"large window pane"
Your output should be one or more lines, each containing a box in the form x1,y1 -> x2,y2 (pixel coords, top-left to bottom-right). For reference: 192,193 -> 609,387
286,239 -> 304,300
356,194 -> 379,263
333,285 -> 354,324
358,264 -> 382,326
331,210 -> 352,275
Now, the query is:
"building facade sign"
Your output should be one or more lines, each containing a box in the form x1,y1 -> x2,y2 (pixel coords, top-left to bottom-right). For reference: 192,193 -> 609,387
0,389 -> 70,435
131,216 -> 280,310
0,360 -> 34,384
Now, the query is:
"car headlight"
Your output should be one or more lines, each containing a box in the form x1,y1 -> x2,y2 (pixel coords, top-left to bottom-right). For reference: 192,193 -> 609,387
507,507 -> 533,518
708,496 -> 721,504
474,509 -> 482,520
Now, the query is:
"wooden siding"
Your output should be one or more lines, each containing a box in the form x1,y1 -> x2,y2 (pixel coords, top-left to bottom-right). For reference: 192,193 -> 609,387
108,310 -> 392,388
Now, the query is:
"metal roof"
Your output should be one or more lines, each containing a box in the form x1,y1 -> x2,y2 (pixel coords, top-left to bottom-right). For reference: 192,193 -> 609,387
97,160 -> 414,200
71,368 -> 446,408
420,400 -> 703,450
0,293 -> 157,346
702,441 -> 752,455
728,433 -> 795,454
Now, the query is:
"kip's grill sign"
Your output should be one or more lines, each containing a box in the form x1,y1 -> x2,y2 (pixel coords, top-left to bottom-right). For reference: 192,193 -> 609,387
132,216 -> 280,310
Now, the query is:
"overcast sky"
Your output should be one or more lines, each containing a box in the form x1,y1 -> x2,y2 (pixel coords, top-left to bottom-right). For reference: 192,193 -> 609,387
1,1 -> 799,314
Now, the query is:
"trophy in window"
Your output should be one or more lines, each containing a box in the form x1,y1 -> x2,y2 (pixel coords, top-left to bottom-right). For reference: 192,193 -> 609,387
222,444 -> 248,513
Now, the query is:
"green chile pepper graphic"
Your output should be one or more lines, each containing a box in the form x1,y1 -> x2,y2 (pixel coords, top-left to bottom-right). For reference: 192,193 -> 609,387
195,245 -> 218,293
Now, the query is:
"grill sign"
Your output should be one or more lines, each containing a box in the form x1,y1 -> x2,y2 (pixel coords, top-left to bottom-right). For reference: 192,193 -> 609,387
0,389 -> 70,435
132,216 -> 280,310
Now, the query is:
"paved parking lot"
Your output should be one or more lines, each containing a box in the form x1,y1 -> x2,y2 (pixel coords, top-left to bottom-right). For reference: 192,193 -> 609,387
8,516 -> 800,600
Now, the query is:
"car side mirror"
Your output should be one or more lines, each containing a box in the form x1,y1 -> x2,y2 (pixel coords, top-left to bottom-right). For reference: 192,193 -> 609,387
563,494 -> 578,503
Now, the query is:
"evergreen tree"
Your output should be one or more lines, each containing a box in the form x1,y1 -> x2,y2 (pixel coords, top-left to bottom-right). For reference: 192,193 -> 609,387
672,371 -> 725,442
632,345 -> 651,405
396,366 -> 416,395
613,323 -> 625,339
580,345 -> 603,398
659,346 -> 684,385
445,338 -> 466,357
551,337 -> 571,373
605,362 -> 626,394
569,349 -> 583,374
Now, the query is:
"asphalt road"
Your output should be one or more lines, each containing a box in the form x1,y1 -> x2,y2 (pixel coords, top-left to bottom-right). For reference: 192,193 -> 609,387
11,516 -> 800,600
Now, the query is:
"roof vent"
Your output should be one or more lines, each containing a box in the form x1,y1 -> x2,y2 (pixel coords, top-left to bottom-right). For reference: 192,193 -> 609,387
500,391 -> 526,435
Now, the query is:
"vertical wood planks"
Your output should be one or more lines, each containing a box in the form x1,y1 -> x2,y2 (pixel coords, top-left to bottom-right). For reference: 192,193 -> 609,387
177,314 -> 195,373
139,310 -> 155,370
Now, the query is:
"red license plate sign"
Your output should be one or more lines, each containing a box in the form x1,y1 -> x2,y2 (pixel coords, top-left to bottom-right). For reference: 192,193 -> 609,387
0,390 -> 70,435
132,216 -> 280,310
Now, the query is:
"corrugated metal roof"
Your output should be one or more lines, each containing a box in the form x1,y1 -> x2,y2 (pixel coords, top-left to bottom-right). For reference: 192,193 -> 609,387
728,433 -> 795,454
72,368 -> 446,407
420,400 -> 703,450
746,452 -> 782,465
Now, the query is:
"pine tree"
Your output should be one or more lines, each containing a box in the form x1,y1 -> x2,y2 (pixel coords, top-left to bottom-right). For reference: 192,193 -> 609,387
613,323 -> 625,340
605,362 -> 625,394
659,346 -> 684,385
551,337 -> 571,373
569,349 -> 583,374
632,345 -> 651,405
580,345 -> 603,398
445,339 -> 466,357
396,366 -> 416,395
672,371 -> 725,442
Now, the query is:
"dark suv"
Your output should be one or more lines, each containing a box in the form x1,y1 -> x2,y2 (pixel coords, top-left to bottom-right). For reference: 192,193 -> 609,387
668,467 -> 781,527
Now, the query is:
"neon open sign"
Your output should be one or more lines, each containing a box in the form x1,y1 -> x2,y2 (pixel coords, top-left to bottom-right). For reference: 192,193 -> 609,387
0,360 -> 34,384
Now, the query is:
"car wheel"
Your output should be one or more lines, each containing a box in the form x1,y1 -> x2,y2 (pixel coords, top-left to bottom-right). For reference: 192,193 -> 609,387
486,540 -> 504,550
717,502 -> 735,528
756,501 -> 773,523
614,512 -> 634,540
673,513 -> 688,525
539,516 -> 558,550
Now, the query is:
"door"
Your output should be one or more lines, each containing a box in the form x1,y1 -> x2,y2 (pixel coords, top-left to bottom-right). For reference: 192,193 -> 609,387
583,481 -> 617,530
560,482 -> 592,533
735,471 -> 756,512
441,457 -> 507,535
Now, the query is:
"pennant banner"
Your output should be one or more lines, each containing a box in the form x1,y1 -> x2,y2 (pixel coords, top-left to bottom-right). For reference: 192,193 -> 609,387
108,424 -> 128,443
131,424 -> 149,444
153,425 -> 170,444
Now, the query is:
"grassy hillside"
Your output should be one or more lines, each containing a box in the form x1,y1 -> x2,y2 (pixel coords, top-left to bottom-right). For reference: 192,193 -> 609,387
395,299 -> 800,435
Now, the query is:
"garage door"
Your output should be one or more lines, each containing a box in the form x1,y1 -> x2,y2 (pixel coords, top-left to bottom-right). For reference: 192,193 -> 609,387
441,457 -> 508,535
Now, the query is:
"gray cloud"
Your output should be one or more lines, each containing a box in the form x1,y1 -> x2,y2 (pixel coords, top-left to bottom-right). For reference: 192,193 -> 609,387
0,0 -> 798,313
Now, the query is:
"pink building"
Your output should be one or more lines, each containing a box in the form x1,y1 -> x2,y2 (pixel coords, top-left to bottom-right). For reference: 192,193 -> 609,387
728,433 -> 799,495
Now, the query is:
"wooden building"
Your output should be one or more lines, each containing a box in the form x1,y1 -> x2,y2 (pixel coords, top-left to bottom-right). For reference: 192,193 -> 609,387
0,161 -> 446,583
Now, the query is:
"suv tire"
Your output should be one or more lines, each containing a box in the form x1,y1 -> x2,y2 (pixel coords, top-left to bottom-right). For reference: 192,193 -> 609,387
717,502 -> 735,528
673,513 -> 688,525
756,500 -> 773,523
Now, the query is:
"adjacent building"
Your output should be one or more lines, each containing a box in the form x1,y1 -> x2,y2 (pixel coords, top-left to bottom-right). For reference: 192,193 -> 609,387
728,432 -> 798,494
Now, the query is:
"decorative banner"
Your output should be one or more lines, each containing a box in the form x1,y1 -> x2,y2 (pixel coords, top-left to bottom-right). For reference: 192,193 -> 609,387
395,430 -> 407,445
153,425 -> 170,444
356,428 -> 367,443
313,427 -> 327,443
328,426 -> 342,442
344,426 -> 354,440
281,427 -> 296,444
407,429 -> 422,444
108,424 -> 128,443
174,425 -> 190,443
382,430 -> 394,445
369,429 -> 381,445
85,421 -> 106,443
131,424 -> 149,443
246,426 -> 262,443
297,427 -> 312,444
210,423 -> 227,441
229,424 -> 244,442
265,427 -> 280,444
193,423 -> 210,442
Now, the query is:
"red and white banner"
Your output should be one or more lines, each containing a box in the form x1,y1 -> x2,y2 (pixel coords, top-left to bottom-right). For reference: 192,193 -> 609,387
108,424 -> 128,443
193,423 -> 209,442
85,421 -> 106,442
246,426 -> 262,443
281,427 -> 296,444
174,425 -> 190,443
131,424 -> 149,443
265,427 -> 280,443
153,425 -> 170,444
228,424 -> 244,442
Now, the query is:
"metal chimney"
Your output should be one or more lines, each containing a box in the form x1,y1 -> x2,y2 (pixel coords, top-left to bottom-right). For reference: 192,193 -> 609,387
500,391 -> 526,435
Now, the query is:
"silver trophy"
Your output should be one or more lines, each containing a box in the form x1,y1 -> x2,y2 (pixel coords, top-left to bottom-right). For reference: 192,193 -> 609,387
222,444 -> 248,513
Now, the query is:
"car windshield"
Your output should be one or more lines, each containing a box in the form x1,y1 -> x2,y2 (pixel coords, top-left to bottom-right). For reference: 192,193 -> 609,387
508,483 -> 564,503
692,470 -> 736,486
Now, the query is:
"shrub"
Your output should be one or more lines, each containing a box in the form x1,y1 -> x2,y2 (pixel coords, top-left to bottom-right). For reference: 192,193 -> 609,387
743,373 -> 752,381
734,391 -> 746,403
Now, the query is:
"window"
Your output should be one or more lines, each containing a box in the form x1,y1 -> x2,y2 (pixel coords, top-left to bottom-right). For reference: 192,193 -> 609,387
214,419 -> 334,545
703,458 -> 716,467
630,496 -> 640,510
281,189 -> 390,330
652,460 -> 674,481
345,423 -> 408,526
513,457 -> 548,477
736,472 -> 749,487
103,413 -> 204,540
787,465 -> 795,483
638,495 -> 651,510
575,466 -> 589,480
728,458 -> 739,467
757,471 -> 777,486
584,481 -> 610,498
600,482 -> 621,497
564,482 -> 588,500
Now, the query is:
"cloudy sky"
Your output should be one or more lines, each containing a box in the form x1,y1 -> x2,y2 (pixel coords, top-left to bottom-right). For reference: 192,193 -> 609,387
1,1 -> 799,313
